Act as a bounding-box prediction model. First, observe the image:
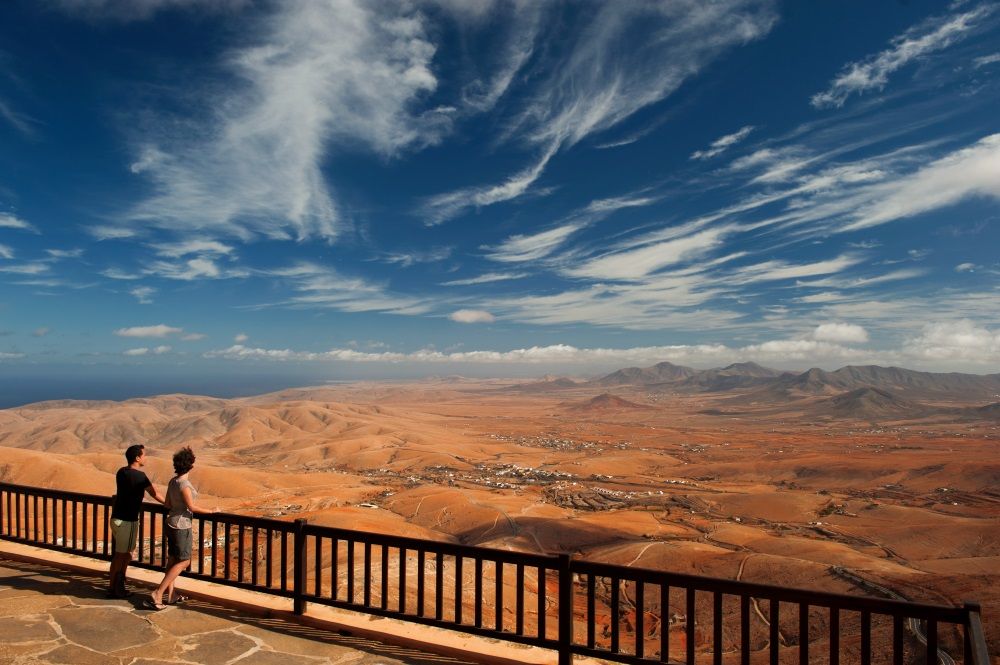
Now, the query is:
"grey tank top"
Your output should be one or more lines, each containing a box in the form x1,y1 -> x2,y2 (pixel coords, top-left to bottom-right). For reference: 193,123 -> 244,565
166,476 -> 196,529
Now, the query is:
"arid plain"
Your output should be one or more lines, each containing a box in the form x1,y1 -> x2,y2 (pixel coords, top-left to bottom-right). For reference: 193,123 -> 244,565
1,362 -> 998,661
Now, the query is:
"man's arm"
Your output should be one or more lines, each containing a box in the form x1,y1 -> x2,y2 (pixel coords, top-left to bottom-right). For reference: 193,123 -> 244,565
145,483 -> 165,504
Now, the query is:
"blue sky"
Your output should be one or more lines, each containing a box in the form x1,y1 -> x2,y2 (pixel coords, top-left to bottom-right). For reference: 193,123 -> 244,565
1,0 -> 999,399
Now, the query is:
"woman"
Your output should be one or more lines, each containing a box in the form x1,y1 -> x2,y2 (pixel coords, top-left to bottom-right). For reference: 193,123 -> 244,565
147,446 -> 210,610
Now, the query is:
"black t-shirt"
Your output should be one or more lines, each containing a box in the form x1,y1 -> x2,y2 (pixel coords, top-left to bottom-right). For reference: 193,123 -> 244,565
111,467 -> 152,521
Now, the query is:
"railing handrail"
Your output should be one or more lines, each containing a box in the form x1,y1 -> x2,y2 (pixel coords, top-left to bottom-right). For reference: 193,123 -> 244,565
0,479 -> 990,665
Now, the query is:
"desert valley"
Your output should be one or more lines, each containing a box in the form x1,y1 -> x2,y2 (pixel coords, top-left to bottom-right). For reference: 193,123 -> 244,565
0,360 -> 997,661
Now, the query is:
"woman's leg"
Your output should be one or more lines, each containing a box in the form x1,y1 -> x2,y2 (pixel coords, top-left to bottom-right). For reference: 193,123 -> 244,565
152,557 -> 190,605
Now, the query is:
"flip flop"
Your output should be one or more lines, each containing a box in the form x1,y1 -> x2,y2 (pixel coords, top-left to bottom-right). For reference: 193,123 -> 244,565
167,594 -> 188,605
143,597 -> 167,611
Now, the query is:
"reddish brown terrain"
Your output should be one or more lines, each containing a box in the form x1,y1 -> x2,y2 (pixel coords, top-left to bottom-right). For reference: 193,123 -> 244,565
1,362 -> 998,662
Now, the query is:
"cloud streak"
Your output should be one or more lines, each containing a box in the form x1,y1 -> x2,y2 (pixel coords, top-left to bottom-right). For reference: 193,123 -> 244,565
691,126 -> 754,160
812,5 -> 994,108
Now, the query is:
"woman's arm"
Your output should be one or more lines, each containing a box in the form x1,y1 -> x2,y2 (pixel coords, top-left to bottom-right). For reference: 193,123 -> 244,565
180,485 -> 211,515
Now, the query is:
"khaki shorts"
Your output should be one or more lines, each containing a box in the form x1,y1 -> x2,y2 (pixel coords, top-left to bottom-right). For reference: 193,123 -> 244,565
110,519 -> 139,554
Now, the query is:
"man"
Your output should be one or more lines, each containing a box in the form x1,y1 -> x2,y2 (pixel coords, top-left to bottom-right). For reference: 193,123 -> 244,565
108,444 -> 164,598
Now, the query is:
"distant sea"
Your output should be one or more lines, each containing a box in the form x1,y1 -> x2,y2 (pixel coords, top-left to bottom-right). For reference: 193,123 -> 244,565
0,371 -> 324,408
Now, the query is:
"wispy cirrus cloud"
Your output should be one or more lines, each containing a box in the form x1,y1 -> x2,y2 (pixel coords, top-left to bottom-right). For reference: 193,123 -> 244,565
0,212 -> 36,232
441,271 -> 528,286
120,1 -> 449,242
260,262 -> 434,316
482,222 -> 583,264
812,4 -> 995,109
147,257 -> 248,281
377,246 -> 452,268
562,226 -> 733,281
844,133 -> 1000,230
974,52 -> 1000,68
44,248 -> 84,259
0,262 -> 50,275
691,125 -> 754,160
423,1 -> 778,223
150,238 -> 234,257
481,192 -> 660,265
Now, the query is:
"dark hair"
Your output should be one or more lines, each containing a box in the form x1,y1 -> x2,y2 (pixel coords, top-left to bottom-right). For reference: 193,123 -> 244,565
125,444 -> 145,465
173,446 -> 196,475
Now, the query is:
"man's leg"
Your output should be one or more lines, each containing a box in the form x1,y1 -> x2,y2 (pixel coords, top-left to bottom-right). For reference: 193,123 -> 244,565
108,552 -> 132,596
108,519 -> 137,597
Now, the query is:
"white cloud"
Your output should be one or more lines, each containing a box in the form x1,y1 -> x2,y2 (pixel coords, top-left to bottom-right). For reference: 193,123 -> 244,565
0,212 -> 35,231
845,133 -> 1000,230
0,262 -> 50,275
441,272 -> 528,286
731,255 -> 861,284
955,262 -> 980,273
563,226 -> 731,281
151,239 -> 234,257
87,225 -> 138,240
101,268 -> 142,280
903,319 -> 1000,361
424,1 -> 778,223
449,309 -> 495,323
263,262 -> 433,316
147,257 -> 247,281
234,333 -> 248,343
0,351 -> 25,360
483,223 -> 583,263
0,244 -> 13,259
181,333 -> 206,341
130,286 -> 156,304
114,324 -> 183,338
812,6 -> 993,108
582,194 -> 659,215
153,345 -> 172,354
44,248 -> 84,259
200,315 -> 1000,370
811,322 -> 869,344
32,327 -> 50,338
691,125 -> 754,160
200,339 -> 875,369
974,52 -> 1000,68
421,145 -> 557,225
124,347 -> 149,356
379,246 -> 453,268
125,1 -> 448,241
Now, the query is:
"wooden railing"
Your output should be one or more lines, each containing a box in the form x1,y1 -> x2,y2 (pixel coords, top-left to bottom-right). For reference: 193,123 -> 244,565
0,481 -> 990,665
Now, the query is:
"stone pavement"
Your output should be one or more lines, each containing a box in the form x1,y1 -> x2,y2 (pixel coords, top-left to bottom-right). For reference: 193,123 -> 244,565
0,558 -> 477,665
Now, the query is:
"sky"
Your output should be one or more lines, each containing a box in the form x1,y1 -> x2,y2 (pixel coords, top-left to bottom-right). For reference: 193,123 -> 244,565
1,0 -> 999,402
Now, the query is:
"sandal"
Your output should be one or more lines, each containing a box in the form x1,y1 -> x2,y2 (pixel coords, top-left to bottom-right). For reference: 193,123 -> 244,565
144,597 -> 167,611
167,594 -> 188,605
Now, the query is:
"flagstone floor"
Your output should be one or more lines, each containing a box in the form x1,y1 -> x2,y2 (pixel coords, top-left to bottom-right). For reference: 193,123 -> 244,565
0,558 -> 476,665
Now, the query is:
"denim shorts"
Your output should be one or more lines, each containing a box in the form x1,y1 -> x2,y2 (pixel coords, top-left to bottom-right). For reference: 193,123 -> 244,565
166,526 -> 192,561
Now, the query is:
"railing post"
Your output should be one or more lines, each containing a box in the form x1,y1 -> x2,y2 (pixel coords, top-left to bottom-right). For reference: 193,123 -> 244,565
964,601 -> 990,665
293,518 -> 308,615
558,553 -> 573,665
